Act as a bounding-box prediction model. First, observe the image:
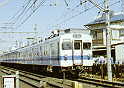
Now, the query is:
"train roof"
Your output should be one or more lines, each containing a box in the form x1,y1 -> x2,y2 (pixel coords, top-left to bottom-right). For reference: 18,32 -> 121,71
59,28 -> 89,34
0,28 -> 90,55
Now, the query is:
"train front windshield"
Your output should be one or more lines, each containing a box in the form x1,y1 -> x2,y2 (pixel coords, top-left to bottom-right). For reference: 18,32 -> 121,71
83,42 -> 91,50
62,41 -> 91,50
74,41 -> 81,50
62,41 -> 72,50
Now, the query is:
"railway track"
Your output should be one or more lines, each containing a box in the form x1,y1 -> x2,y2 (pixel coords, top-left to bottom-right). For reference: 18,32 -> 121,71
0,66 -> 124,88
0,66 -> 72,88
75,77 -> 124,88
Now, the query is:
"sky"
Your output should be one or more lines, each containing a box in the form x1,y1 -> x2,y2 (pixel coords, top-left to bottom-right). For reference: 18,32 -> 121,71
0,0 -> 122,51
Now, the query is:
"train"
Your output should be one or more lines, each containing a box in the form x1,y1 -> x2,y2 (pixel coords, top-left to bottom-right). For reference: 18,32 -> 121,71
0,29 -> 94,76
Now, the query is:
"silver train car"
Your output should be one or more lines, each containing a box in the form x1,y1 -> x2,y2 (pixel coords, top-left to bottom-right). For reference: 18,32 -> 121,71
0,29 -> 94,74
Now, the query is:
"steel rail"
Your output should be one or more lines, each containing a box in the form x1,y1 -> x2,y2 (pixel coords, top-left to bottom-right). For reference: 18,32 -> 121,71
0,66 -> 123,88
0,66 -> 71,88
74,77 -> 124,88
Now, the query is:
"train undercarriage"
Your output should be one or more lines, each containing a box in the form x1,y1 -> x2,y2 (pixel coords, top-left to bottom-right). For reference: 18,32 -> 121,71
0,62 -> 92,78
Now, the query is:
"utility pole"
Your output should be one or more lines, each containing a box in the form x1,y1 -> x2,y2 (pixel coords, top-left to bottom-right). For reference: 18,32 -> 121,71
86,0 -> 112,81
104,0 -> 112,81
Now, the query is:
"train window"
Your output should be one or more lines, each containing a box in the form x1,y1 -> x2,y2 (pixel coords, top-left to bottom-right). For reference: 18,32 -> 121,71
83,42 -> 91,49
62,42 -> 72,50
74,42 -> 80,50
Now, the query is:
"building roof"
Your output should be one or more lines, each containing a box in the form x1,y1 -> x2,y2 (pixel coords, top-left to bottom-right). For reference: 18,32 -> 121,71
85,13 -> 124,26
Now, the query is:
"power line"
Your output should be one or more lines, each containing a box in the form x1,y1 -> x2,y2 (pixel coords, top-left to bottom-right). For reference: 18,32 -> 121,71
16,0 -> 46,29
53,0 -> 99,28
53,0 -> 120,28
12,0 -> 32,24
55,0 -> 86,23
53,3 -> 95,28
12,0 -> 37,25
7,0 -> 46,30
9,0 -> 32,21
1,0 -> 33,30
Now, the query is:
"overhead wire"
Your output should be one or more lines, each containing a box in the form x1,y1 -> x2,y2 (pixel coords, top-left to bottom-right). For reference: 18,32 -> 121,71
12,0 -> 37,25
6,0 -> 47,29
64,0 -> 69,6
16,0 -> 46,29
0,0 -> 30,31
3,0 -> 33,31
53,0 -> 91,28
3,0 -> 121,30
0,0 -> 43,44
55,0 -> 84,22
12,0 -> 32,24
7,0 -> 38,27
53,0 -> 121,28
53,0 -> 95,28
8,0 -> 31,21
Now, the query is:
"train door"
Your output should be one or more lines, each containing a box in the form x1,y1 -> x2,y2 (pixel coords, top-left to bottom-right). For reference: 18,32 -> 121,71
73,40 -> 82,65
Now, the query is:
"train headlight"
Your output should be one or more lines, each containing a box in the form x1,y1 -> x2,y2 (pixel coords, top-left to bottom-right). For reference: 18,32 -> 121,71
87,54 -> 91,60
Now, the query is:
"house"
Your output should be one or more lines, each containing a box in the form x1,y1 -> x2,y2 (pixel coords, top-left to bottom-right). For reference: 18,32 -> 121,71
84,12 -> 124,62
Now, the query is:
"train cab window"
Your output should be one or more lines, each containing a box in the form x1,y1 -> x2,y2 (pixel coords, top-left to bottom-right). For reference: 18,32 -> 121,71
62,41 -> 72,50
74,42 -> 80,50
83,42 -> 91,49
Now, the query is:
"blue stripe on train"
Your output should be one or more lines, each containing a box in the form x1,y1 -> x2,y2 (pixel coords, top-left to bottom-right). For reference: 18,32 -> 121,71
59,55 -> 92,60
3,55 -> 92,62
